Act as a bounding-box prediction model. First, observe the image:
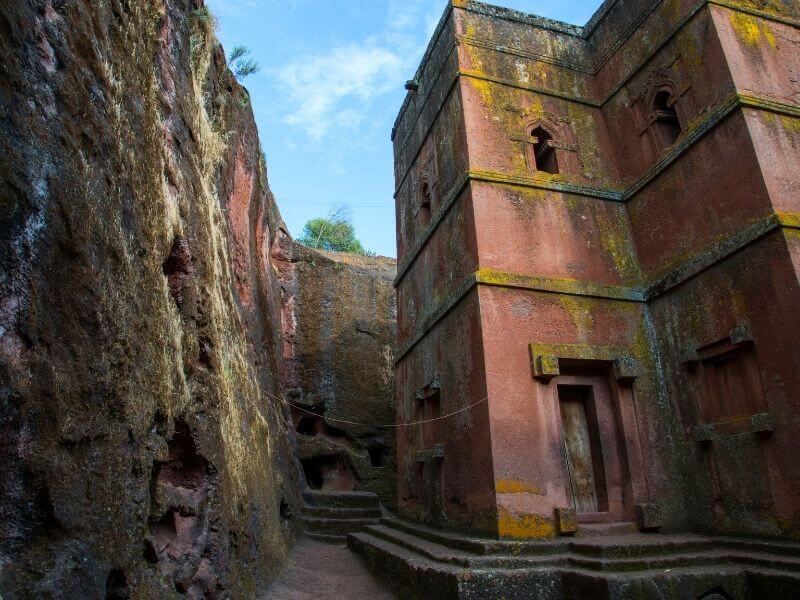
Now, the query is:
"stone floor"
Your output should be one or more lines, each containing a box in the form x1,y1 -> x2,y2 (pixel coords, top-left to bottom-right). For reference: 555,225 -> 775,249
262,538 -> 396,599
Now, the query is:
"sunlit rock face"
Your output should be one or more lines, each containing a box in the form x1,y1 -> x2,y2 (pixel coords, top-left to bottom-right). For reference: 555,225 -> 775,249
275,240 -> 397,507
0,0 -> 303,596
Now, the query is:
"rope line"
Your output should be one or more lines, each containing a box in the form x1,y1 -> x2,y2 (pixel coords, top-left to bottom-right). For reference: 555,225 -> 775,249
282,358 -> 537,428
288,396 -> 490,429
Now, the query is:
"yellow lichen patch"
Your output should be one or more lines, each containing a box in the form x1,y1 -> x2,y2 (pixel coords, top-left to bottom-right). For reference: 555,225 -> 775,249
729,12 -> 760,46
777,212 -> 800,228
464,75 -> 495,108
631,318 -> 654,362
596,208 -> 640,284
497,508 -> 555,539
728,12 -> 776,49
558,295 -> 594,342
495,479 -> 543,495
463,21 -> 477,39
779,116 -> 800,136
778,520 -> 800,541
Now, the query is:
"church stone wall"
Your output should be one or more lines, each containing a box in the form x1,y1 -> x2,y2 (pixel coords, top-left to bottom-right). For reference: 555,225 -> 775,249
394,0 -> 800,541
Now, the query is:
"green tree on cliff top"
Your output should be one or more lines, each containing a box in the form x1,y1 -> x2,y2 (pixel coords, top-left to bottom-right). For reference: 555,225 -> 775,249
298,214 -> 372,255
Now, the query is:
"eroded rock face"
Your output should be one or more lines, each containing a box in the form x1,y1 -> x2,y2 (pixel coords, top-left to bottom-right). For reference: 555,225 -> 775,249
0,0 -> 300,596
275,240 -> 397,507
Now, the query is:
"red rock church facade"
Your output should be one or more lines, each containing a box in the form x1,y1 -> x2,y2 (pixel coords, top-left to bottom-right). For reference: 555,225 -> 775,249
392,0 -> 800,542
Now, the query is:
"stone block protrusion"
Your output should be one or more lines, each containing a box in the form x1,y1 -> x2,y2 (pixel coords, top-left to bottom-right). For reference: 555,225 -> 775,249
554,507 -> 577,535
680,347 -> 700,364
691,423 -> 715,443
635,503 -> 663,532
533,355 -> 560,381
750,412 -> 774,435
613,357 -> 639,383
416,444 -> 444,463
729,323 -> 753,345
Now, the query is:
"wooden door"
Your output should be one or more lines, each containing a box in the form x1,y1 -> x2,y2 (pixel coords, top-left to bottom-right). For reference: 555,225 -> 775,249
421,390 -> 444,524
559,386 -> 599,513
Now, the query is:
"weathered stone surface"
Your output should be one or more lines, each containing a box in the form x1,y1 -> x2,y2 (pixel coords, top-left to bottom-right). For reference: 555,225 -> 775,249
275,240 -> 397,507
0,0 -> 301,596
554,507 -> 577,535
349,513 -> 800,599
393,0 -> 800,544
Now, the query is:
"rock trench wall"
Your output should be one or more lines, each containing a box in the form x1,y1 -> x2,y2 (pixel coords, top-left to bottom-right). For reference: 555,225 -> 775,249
0,0 -> 304,597
274,240 -> 397,508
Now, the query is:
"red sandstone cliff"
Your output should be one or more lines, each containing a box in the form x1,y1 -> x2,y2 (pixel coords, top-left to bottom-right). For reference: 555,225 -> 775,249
0,0 -> 302,596
273,239 -> 397,507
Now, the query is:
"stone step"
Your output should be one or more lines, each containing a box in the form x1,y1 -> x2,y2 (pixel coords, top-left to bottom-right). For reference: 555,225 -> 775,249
366,523 -> 571,569
302,490 -> 380,509
727,550 -> 800,572
380,514 -> 713,562
301,516 -> 380,536
305,531 -> 348,544
380,515 -> 566,556
567,550 -> 724,573
349,530 -> 798,600
742,566 -> 800,598
576,521 -> 637,537
568,534 -> 713,559
370,522 -> 730,573
301,504 -> 382,519
347,531 -> 463,600
369,514 -> 800,583
365,524 -> 475,566
716,536 -> 800,558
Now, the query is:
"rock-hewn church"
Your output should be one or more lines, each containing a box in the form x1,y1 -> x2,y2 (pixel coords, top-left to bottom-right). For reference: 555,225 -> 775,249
350,0 -> 800,596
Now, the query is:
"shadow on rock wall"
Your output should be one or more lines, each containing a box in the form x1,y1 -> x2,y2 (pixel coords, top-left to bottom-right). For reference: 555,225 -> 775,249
274,238 -> 397,508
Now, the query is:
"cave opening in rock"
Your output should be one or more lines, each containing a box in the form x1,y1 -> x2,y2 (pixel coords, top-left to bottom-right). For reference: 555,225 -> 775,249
368,443 -> 389,468
149,508 -> 178,546
296,416 -> 325,437
280,497 -> 292,521
105,568 -> 129,600
158,420 -> 210,490
162,237 -> 194,308
296,415 -> 349,439
302,454 -> 356,491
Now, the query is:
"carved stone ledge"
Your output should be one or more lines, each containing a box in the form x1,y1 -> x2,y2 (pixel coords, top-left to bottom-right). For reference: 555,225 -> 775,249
532,355 -> 560,381
750,412 -> 774,435
613,357 -> 639,383
635,503 -> 663,532
416,444 -> 444,463
691,423 -> 715,443
554,507 -> 577,535
691,412 -> 774,442
730,323 -> 753,345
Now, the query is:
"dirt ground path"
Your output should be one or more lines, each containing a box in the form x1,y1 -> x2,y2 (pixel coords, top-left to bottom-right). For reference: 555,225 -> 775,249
262,539 -> 396,599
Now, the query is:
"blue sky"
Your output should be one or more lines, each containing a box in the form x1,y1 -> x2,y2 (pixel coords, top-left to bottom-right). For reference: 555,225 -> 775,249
208,0 -> 602,257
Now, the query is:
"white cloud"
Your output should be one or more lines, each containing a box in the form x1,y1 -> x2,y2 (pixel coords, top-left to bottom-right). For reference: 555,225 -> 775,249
276,42 -> 404,139
271,0 -> 443,143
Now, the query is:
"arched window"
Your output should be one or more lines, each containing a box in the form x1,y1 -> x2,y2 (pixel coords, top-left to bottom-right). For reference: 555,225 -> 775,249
650,90 -> 681,149
418,181 -> 432,227
530,126 -> 559,174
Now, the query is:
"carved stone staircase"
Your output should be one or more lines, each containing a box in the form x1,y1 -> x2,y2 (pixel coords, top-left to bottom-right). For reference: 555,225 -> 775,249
348,514 -> 800,599
301,490 -> 381,544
